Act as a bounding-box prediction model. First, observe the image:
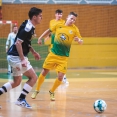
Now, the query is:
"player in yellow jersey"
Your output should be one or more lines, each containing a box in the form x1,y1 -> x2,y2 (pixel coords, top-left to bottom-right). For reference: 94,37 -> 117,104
49,9 -> 65,47
45,9 -> 69,84
31,12 -> 83,101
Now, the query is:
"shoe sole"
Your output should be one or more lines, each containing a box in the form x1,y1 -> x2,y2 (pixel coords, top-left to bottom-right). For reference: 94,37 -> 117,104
31,91 -> 39,99
51,99 -> 55,101
15,103 -> 32,109
31,97 -> 36,99
31,94 -> 38,99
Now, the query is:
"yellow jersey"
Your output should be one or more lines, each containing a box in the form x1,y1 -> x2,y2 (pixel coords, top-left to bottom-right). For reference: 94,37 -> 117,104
49,19 -> 65,44
50,23 -> 82,57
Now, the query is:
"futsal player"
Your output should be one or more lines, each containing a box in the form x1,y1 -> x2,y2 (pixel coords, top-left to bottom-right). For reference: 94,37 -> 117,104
0,7 -> 42,109
31,12 -> 83,101
31,9 -> 69,99
49,9 -> 69,84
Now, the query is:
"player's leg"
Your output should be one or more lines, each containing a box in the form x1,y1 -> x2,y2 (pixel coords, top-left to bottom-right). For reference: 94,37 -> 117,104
0,67 -> 22,96
31,68 -> 49,99
49,55 -> 67,101
0,76 -> 22,95
49,72 -> 64,101
0,56 -> 22,96
15,67 -> 37,109
31,52 -> 54,99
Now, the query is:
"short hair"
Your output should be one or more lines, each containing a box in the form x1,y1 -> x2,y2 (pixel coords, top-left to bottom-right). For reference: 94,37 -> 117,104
55,9 -> 63,14
28,7 -> 42,20
69,12 -> 78,17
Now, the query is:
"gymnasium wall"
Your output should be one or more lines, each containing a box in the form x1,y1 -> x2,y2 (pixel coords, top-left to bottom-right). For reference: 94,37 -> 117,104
1,4 -> 117,37
1,4 -> 117,68
68,37 -> 117,68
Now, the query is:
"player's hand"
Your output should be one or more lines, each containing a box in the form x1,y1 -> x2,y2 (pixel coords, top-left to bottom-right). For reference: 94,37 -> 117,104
37,39 -> 42,45
78,39 -> 83,45
21,59 -> 27,67
33,51 -> 41,60
74,37 -> 83,45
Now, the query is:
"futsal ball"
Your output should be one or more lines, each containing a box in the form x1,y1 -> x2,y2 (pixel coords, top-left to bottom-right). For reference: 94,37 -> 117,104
93,99 -> 107,113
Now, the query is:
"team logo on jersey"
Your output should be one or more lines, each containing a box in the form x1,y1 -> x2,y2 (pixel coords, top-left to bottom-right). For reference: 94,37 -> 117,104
60,34 -> 66,40
69,30 -> 73,34
58,33 -> 69,41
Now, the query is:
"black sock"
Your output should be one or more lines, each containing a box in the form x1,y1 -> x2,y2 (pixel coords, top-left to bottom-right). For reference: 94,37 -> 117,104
0,90 -> 3,95
18,83 -> 32,100
18,89 -> 29,100
18,93 -> 26,100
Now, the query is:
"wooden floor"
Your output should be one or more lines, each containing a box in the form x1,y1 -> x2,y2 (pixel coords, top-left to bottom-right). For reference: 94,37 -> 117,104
0,69 -> 117,117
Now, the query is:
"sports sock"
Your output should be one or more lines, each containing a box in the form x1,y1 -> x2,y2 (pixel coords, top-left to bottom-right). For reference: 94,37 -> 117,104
50,78 -> 62,93
19,83 -> 32,99
0,82 -> 12,95
35,73 -> 45,91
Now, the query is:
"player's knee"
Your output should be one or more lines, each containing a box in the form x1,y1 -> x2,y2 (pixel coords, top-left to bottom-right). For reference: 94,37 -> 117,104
42,68 -> 49,76
34,76 -> 38,83
57,73 -> 64,81
31,76 -> 38,84
58,76 -> 63,81
12,81 -> 21,87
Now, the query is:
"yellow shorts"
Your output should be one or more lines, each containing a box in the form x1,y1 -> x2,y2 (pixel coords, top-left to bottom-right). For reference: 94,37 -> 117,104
43,52 -> 68,73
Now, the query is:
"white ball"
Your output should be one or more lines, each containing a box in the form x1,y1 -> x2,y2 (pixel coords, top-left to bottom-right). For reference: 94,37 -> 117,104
93,99 -> 107,113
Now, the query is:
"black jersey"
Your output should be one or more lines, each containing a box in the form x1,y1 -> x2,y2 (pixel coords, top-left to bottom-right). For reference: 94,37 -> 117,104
7,20 -> 35,57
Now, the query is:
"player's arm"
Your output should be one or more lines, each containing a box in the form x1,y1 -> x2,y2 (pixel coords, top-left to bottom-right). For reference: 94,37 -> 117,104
15,27 -> 29,67
6,34 -> 11,52
38,22 -> 57,45
29,46 -> 41,60
38,29 -> 51,45
15,39 -> 24,60
15,39 -> 27,67
74,26 -> 83,45
44,20 -> 53,42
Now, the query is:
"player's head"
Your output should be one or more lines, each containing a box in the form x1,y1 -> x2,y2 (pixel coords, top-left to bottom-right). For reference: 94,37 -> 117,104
55,9 -> 63,20
12,25 -> 18,34
66,12 -> 78,26
28,7 -> 42,25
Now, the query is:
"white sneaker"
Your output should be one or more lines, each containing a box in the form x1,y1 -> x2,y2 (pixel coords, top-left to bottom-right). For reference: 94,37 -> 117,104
62,77 -> 69,84
15,99 -> 32,109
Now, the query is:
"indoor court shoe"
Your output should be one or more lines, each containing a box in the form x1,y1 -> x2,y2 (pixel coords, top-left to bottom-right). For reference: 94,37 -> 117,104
15,98 -> 32,109
49,91 -> 55,101
62,77 -> 69,84
31,91 -> 39,99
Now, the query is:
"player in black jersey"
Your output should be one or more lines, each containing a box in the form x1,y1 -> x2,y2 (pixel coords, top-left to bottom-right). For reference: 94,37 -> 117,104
0,7 -> 42,109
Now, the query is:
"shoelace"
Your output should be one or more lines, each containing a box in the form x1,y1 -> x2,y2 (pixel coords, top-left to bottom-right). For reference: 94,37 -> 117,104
22,99 -> 31,107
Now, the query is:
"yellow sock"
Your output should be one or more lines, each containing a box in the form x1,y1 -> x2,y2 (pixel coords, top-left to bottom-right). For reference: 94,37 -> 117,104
35,74 -> 45,91
50,78 -> 62,93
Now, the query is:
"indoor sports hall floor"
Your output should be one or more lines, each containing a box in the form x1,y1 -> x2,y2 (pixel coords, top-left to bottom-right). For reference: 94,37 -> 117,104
0,68 -> 117,117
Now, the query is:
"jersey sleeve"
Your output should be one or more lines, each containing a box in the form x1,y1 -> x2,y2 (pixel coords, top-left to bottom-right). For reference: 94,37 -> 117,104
74,25 -> 82,39
6,33 -> 11,46
17,29 -> 28,42
17,22 -> 32,41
